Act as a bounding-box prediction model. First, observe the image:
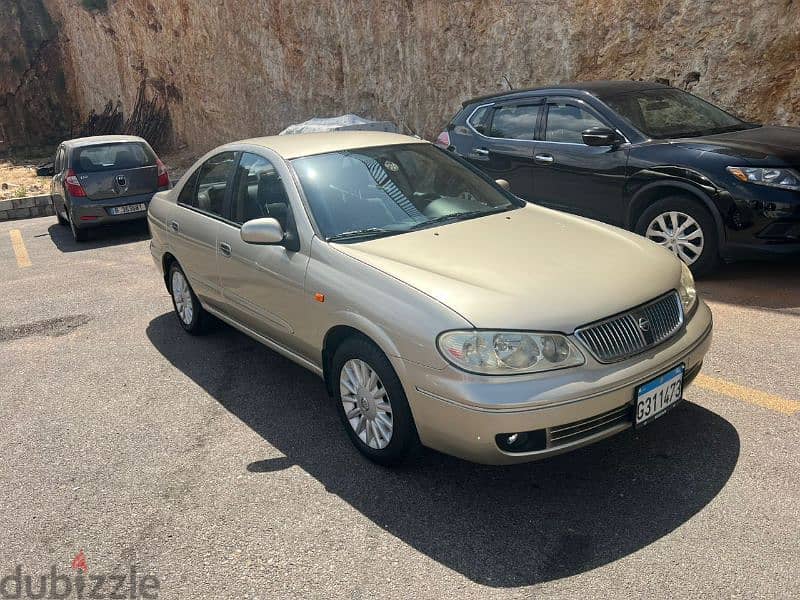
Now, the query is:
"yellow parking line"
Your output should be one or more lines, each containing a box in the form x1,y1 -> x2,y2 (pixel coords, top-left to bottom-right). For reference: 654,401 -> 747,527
9,229 -> 31,268
694,374 -> 800,415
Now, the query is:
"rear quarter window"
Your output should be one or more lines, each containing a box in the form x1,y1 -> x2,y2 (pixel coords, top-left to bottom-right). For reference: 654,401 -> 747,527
72,142 -> 156,173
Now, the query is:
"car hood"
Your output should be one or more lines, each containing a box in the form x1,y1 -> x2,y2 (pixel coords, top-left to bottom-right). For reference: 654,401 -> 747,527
332,205 -> 681,333
682,126 -> 800,164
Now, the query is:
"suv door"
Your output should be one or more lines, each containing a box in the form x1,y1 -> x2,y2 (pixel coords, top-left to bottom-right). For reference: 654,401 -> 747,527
532,97 -> 629,224
168,151 -> 237,310
217,151 -> 310,350
465,101 -> 542,199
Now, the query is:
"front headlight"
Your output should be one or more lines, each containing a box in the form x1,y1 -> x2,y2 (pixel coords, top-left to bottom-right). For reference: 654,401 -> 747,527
437,330 -> 585,375
727,166 -> 800,191
678,262 -> 697,313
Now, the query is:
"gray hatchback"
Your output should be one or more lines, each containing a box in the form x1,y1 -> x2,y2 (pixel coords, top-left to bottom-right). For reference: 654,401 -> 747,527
46,135 -> 170,241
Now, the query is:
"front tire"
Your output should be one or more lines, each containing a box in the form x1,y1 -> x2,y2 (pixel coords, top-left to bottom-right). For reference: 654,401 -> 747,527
168,262 -> 207,334
635,196 -> 719,276
332,337 -> 420,466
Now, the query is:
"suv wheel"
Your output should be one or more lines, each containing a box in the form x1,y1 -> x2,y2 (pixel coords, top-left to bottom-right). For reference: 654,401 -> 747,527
332,337 -> 420,466
635,196 -> 719,276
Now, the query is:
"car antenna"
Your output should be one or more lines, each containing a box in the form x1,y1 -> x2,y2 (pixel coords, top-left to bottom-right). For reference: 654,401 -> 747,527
502,75 -> 513,90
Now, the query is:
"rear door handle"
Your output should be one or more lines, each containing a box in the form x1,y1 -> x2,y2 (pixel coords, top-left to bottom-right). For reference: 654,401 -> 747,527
170,220 -> 180,231
534,153 -> 554,165
473,148 -> 490,156
219,242 -> 232,257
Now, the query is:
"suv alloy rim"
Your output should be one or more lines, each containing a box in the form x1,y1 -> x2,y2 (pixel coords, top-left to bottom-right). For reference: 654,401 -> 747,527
339,359 -> 393,449
645,211 -> 704,265
171,270 -> 194,325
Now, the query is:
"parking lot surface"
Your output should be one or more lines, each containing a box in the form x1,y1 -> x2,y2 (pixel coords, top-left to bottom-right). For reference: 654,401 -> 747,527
1,216 -> 798,599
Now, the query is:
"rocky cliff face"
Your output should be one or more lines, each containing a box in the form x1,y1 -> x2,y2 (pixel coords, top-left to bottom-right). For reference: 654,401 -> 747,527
4,0 -> 799,153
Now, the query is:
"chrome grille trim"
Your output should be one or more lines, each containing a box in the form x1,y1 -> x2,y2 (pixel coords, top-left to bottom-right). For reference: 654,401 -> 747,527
574,292 -> 684,363
548,404 -> 630,446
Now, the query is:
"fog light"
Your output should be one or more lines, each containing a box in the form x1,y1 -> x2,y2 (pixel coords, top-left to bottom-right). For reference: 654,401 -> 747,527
495,430 -> 547,453
506,433 -> 519,444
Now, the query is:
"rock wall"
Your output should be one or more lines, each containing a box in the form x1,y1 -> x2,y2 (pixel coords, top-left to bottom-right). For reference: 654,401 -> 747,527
4,0 -> 799,153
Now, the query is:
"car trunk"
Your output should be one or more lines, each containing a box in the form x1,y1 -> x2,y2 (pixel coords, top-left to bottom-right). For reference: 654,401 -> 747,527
71,142 -> 159,200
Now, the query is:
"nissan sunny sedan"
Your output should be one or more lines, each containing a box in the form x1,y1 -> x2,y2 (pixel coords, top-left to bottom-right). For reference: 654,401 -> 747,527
147,131 -> 712,465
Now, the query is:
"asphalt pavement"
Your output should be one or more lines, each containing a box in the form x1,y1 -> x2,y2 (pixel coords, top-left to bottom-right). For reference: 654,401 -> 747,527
0,216 -> 797,599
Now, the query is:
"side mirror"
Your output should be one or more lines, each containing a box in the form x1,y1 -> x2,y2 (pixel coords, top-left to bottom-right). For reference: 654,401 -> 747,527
36,163 -> 55,176
582,127 -> 622,147
495,179 -> 511,191
240,217 -> 284,245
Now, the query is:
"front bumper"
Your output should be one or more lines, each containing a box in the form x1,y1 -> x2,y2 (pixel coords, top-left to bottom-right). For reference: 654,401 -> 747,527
69,192 -> 158,228
400,300 -> 713,465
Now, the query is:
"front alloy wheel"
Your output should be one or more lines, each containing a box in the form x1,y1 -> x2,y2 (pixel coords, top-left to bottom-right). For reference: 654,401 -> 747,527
339,358 -> 394,450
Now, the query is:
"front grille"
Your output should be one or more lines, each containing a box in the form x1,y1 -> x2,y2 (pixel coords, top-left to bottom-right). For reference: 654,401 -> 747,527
574,292 -> 684,363
548,404 -> 630,446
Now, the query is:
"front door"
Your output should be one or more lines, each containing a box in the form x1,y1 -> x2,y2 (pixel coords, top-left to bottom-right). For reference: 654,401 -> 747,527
217,152 -> 310,349
465,102 -> 542,200
531,98 -> 629,225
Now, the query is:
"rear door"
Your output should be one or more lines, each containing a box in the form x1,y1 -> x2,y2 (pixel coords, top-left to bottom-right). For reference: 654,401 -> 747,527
464,101 -> 542,200
531,97 -> 629,224
71,142 -> 158,200
168,151 -> 238,310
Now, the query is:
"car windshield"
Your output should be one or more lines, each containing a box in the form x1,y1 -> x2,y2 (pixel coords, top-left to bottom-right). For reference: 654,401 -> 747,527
73,142 -> 156,173
291,144 -> 522,241
603,88 -> 754,139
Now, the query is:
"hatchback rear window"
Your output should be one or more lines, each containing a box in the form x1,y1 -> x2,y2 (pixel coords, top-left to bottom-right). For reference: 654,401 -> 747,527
72,142 -> 156,173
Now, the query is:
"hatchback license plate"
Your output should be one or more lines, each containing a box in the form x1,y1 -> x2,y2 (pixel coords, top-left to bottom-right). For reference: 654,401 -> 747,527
109,203 -> 146,215
635,364 -> 684,427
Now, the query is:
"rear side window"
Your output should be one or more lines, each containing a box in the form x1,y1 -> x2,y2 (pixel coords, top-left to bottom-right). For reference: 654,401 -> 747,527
183,152 -> 236,218
72,142 -> 155,173
489,105 -> 539,140
545,103 -> 605,143
467,106 -> 492,135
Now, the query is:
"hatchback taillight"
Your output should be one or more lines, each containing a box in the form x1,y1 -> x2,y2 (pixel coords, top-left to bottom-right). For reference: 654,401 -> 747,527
434,130 -> 451,149
65,169 -> 86,197
156,158 -> 170,188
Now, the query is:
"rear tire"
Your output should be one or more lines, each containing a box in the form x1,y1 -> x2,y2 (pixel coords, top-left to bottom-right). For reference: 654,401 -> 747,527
168,262 -> 207,335
332,337 -> 420,466
635,195 -> 719,277
54,198 -> 68,226
69,213 -> 88,242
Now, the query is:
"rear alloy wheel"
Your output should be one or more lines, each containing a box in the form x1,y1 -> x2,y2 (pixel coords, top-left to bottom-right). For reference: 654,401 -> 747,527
332,337 -> 420,465
635,196 -> 719,276
168,263 -> 207,334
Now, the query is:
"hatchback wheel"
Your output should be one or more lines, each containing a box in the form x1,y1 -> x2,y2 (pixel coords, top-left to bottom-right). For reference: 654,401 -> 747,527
168,263 -> 207,334
635,196 -> 719,276
332,337 -> 420,465
69,214 -> 88,242
54,198 -> 69,226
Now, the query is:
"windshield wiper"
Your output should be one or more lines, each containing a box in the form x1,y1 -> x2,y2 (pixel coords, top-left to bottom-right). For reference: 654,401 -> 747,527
326,227 -> 401,242
408,206 -> 513,231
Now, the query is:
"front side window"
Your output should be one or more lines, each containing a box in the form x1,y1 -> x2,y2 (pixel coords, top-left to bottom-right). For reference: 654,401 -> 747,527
185,152 -> 236,217
231,153 -> 292,228
545,103 -> 606,143
489,105 -> 539,140
603,88 -> 750,139
291,144 -> 522,241
72,142 -> 155,173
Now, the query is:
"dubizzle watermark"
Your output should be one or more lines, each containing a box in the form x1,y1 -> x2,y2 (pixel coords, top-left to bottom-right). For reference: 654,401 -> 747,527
0,551 -> 160,599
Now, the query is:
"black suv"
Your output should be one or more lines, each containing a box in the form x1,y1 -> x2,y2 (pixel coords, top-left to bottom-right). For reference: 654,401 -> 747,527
437,81 -> 800,275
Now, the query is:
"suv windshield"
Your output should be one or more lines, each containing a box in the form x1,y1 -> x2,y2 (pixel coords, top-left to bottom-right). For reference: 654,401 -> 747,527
291,144 -> 522,241
73,142 -> 156,173
603,88 -> 753,139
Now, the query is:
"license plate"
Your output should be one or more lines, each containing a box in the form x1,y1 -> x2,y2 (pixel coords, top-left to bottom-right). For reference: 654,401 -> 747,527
109,203 -> 147,215
634,364 -> 684,427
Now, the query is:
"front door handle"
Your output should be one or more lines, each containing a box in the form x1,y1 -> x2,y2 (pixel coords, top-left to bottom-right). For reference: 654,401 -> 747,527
170,220 -> 180,231
534,153 -> 554,165
219,242 -> 232,257
473,148 -> 490,157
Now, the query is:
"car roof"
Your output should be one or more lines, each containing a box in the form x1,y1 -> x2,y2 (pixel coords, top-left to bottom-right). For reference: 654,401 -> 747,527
63,135 -> 148,149
234,131 -> 428,159
462,80 -> 670,107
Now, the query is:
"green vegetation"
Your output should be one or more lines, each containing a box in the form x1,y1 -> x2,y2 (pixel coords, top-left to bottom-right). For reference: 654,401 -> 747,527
14,186 -> 28,199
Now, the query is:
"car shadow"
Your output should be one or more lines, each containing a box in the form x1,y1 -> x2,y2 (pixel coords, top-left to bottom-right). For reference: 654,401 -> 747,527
146,313 -> 739,588
47,220 -> 150,252
698,257 -> 800,311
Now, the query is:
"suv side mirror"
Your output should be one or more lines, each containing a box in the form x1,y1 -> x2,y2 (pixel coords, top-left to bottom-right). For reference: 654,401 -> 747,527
582,127 -> 622,147
240,217 -> 284,245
